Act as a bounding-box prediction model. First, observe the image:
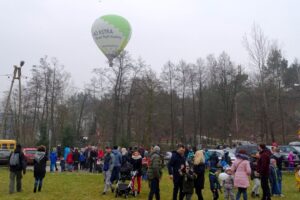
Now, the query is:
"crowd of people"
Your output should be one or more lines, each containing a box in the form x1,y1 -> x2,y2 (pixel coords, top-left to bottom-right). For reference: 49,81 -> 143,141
6,143 -> 300,200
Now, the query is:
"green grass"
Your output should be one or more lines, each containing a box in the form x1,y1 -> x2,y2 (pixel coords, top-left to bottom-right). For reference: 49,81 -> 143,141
0,167 -> 299,200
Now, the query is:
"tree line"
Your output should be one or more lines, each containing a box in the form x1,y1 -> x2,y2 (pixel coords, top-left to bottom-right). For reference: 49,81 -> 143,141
1,25 -> 300,149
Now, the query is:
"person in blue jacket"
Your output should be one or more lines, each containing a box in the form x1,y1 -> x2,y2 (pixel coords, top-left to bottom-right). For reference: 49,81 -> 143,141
209,168 -> 221,200
50,148 -> 57,172
168,144 -> 186,200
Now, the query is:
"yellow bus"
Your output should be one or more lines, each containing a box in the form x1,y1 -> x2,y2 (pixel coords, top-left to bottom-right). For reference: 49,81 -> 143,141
0,140 -> 17,151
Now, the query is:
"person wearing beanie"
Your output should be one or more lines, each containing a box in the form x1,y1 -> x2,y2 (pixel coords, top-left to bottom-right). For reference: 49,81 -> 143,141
9,144 -> 26,194
147,145 -> 162,200
33,145 -> 48,193
231,150 -> 251,200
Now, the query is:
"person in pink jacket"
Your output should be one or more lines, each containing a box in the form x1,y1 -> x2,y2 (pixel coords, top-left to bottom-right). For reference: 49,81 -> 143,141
231,150 -> 251,200
288,151 -> 295,172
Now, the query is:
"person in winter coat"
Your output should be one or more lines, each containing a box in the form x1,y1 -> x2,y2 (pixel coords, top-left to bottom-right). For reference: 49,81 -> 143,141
168,144 -> 186,200
222,167 -> 234,200
9,144 -> 26,194
271,148 -> 284,196
33,145 -> 48,193
193,150 -> 205,200
210,152 -> 219,169
257,144 -> 272,200
295,165 -> 300,192
180,164 -> 196,200
102,147 -> 115,195
73,148 -> 80,171
269,158 -> 281,196
50,149 -> 57,172
147,146 -> 163,200
79,151 -> 86,170
142,151 -> 151,180
98,149 -> 104,160
131,149 -> 143,194
231,150 -> 251,200
66,150 -> 74,172
250,154 -> 260,198
209,168 -> 221,200
89,147 -> 98,173
110,146 -> 122,184
288,151 -> 295,172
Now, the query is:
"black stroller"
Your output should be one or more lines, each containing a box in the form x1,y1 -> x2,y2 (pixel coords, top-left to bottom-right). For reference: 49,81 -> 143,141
115,162 -> 137,198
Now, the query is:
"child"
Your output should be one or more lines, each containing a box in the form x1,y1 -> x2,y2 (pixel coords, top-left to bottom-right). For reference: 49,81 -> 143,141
209,168 -> 221,200
288,151 -> 295,173
60,156 -> 65,172
269,158 -> 281,196
50,148 -> 57,172
79,151 -> 86,170
250,155 -> 260,198
222,168 -> 234,200
33,145 -> 47,193
295,165 -> 300,192
180,164 -> 195,200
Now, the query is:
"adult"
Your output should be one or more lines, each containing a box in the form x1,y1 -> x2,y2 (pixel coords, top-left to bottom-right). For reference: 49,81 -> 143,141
257,144 -> 272,200
271,147 -> 284,196
147,146 -> 162,200
33,145 -> 48,193
110,146 -> 122,184
102,147 -> 114,195
131,148 -> 143,194
231,150 -> 251,200
89,147 -> 98,173
193,150 -> 205,200
209,151 -> 219,169
73,148 -> 80,171
9,144 -> 26,194
168,144 -> 186,200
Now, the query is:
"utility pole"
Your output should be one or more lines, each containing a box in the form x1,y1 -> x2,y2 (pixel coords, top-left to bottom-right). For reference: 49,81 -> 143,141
1,61 -> 24,140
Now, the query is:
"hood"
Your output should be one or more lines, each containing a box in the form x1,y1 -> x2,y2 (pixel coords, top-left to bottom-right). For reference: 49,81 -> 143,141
132,154 -> 142,160
260,148 -> 272,156
236,153 -> 249,160
112,149 -> 120,154
34,151 -> 45,163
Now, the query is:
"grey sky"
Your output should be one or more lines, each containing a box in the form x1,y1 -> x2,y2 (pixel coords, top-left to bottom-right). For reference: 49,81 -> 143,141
0,0 -> 299,99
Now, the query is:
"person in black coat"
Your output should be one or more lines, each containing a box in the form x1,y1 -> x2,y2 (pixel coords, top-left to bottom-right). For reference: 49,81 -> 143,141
168,144 -> 186,200
33,145 -> 48,193
193,150 -> 205,200
210,152 -> 219,169
130,148 -> 143,194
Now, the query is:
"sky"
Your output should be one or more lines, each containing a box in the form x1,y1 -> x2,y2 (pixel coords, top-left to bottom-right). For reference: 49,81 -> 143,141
0,0 -> 299,100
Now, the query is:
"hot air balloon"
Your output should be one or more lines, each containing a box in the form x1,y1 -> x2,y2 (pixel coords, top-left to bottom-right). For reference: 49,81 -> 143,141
91,15 -> 132,67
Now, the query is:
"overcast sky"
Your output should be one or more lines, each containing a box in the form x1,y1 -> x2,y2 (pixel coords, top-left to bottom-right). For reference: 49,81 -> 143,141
0,0 -> 299,100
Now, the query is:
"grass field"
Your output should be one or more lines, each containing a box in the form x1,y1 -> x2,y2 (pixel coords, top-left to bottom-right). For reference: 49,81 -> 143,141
0,167 -> 299,200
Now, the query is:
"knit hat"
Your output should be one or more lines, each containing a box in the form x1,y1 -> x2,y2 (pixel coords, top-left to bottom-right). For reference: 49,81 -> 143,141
153,145 -> 160,153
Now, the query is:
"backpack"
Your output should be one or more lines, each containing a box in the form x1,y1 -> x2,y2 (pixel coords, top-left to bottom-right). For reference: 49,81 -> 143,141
9,153 -> 20,167
103,154 -> 111,171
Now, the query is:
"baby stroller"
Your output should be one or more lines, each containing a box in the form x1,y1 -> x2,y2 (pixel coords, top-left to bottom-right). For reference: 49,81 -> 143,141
115,162 -> 137,198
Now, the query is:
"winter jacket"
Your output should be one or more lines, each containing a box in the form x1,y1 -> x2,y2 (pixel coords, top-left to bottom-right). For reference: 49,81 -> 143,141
223,175 -> 234,190
50,152 -> 57,164
182,170 -> 196,194
73,151 -> 80,163
231,157 -> 251,188
271,153 -> 284,171
269,164 -> 281,186
250,158 -> 260,180
98,150 -> 104,159
66,152 -> 74,164
147,152 -> 162,180
34,151 -> 48,179
9,148 -> 26,173
103,152 -> 114,172
130,153 -> 142,177
193,163 -> 205,189
257,148 -> 271,177
288,152 -> 295,165
209,169 -> 220,190
210,152 -> 219,168
64,147 -> 70,160
112,149 -> 122,167
168,151 -> 186,183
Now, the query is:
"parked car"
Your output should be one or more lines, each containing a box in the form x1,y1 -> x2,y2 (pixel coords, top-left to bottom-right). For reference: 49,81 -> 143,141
289,141 -> 300,146
278,145 -> 300,156
278,145 -> 300,168
23,148 -> 37,165
0,149 -> 11,165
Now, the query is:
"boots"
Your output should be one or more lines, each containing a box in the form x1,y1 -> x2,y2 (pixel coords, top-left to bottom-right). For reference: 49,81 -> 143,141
33,187 -> 37,193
